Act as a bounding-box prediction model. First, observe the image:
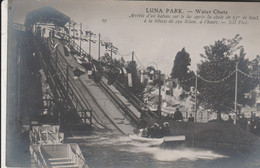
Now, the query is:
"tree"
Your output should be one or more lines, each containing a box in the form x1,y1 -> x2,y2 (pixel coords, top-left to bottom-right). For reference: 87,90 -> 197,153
249,55 -> 260,77
171,48 -> 195,91
246,55 -> 260,105
197,34 -> 258,119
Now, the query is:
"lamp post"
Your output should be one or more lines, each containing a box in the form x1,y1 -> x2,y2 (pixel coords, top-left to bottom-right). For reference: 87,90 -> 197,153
98,33 -> 100,60
86,30 -> 95,56
158,70 -> 162,117
79,23 -> 82,55
234,62 -> 239,124
194,70 -> 198,122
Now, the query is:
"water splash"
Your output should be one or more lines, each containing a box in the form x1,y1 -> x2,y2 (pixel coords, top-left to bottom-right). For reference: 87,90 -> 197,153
126,147 -> 228,162
80,135 -> 228,162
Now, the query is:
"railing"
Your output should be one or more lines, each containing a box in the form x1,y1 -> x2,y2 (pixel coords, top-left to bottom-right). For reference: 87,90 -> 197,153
43,36 -> 143,129
55,48 -> 92,123
52,38 -> 112,128
41,37 -> 92,124
114,80 -> 160,119
30,146 -> 46,168
68,144 -> 89,168
101,69 -> 159,119
99,79 -> 139,127
67,37 -> 143,126
69,40 -> 89,57
38,145 -> 49,168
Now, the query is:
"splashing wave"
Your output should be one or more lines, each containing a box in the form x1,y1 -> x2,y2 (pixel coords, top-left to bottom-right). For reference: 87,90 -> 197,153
80,135 -> 228,162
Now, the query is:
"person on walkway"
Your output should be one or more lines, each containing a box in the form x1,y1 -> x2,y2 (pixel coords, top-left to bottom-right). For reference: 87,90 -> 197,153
173,108 -> 183,121
188,114 -> 195,122
162,122 -> 170,136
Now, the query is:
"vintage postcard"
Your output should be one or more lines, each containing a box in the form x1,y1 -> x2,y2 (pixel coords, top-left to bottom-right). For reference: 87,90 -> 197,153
3,0 -> 260,167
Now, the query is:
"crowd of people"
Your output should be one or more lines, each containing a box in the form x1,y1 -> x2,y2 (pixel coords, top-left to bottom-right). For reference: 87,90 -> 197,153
235,114 -> 260,136
137,108 -> 196,138
162,108 -> 194,122
139,122 -> 171,138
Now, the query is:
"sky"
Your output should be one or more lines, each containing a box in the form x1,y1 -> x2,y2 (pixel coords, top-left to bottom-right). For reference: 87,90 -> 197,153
9,0 -> 260,75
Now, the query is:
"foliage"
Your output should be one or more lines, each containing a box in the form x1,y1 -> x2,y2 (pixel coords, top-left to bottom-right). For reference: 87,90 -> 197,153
197,34 -> 259,119
171,48 -> 195,91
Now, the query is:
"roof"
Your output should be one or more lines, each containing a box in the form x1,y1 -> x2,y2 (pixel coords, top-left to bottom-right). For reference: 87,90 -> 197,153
24,6 -> 70,28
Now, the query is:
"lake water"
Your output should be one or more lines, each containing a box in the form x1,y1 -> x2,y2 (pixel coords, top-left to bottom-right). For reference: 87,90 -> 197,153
67,134 -> 260,168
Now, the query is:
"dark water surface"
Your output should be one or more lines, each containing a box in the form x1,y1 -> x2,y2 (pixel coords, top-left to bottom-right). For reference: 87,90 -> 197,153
66,135 -> 260,168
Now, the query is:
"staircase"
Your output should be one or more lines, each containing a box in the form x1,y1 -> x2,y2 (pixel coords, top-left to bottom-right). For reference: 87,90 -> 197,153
30,143 -> 88,168
48,157 -> 81,168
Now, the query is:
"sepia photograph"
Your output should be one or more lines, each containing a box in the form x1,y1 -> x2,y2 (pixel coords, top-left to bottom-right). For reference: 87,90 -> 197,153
3,0 -> 260,167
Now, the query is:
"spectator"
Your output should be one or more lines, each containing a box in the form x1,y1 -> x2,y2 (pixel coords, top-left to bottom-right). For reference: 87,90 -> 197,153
40,109 -> 53,124
162,122 -> 170,136
73,67 -> 82,78
173,108 -> 183,121
188,114 -> 195,122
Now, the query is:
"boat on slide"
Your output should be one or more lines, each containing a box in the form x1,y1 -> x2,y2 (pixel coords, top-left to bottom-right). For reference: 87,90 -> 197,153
129,134 -> 185,147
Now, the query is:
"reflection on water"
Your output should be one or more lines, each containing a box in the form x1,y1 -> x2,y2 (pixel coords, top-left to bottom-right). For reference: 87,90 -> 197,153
66,135 -> 260,168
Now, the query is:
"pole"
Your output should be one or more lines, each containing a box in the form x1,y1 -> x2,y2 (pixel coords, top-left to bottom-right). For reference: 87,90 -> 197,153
89,31 -> 92,56
73,24 -> 75,38
18,47 -> 21,121
132,51 -> 134,61
194,71 -> 198,122
158,70 -> 162,117
110,42 -> 113,59
98,33 -> 100,60
66,65 -> 69,94
234,62 -> 238,124
14,43 -> 17,130
69,21 -> 70,42
80,23 -> 82,55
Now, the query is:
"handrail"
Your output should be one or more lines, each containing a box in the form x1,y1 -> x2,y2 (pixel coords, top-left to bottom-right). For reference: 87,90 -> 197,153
43,37 -> 140,130
102,70 -> 159,119
114,80 -> 160,119
55,49 -> 93,113
55,54 -> 92,121
66,37 -> 143,125
116,81 -> 144,105
99,79 -> 139,127
69,40 -> 89,57
50,38 -> 114,129
38,145 -> 49,168
43,38 -> 93,121
31,146 -> 45,167
44,38 -> 110,128
69,145 -> 89,168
